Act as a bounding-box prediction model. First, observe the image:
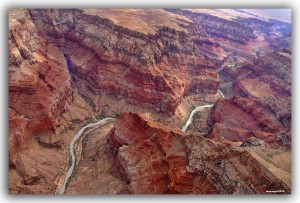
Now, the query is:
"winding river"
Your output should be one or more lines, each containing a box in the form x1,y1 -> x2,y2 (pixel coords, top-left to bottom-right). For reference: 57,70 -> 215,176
181,89 -> 225,132
59,117 -> 115,194
59,89 -> 225,193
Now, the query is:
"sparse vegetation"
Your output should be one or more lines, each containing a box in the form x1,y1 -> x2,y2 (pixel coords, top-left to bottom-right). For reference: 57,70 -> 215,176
97,109 -> 106,120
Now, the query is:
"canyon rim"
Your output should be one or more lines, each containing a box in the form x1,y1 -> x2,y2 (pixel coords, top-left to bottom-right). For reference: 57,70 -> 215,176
8,8 -> 291,194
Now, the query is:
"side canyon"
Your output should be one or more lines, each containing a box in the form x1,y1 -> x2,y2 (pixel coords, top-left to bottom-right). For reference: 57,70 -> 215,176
8,8 -> 291,194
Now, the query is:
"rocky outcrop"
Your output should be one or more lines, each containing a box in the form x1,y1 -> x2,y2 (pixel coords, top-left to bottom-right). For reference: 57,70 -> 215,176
8,10 -> 97,194
8,9 -> 74,162
108,112 -> 218,194
108,112 -> 290,194
208,50 -> 291,148
166,9 -> 291,66
241,137 -> 266,147
231,51 -> 291,104
27,9 -> 219,116
209,97 -> 289,147
9,8 -> 291,195
8,8 -> 220,195
9,108 -> 28,166
9,138 -> 68,194
65,122 -> 126,194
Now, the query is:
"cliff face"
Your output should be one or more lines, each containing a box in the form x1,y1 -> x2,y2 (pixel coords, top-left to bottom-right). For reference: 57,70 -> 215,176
209,97 -> 288,147
27,9 -> 219,116
108,112 -> 290,194
209,51 -> 291,148
8,10 -> 73,162
8,9 -> 96,194
233,51 -> 291,118
8,8 -> 291,195
9,8 -> 221,194
166,9 -> 291,66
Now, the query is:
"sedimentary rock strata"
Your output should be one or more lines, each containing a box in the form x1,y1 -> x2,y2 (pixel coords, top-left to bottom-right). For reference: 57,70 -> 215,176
208,50 -> 291,148
166,9 -> 291,66
9,9 -> 73,162
209,97 -> 290,147
27,9 -> 219,115
8,8 -> 291,194
108,112 -> 290,194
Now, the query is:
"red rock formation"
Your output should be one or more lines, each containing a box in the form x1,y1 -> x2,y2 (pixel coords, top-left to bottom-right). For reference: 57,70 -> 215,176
9,8 -> 291,195
209,97 -> 289,147
166,9 -> 291,66
9,109 -> 28,166
8,9 -> 220,194
108,112 -> 218,194
220,51 -> 291,116
229,52 -> 291,91
9,12 -> 94,195
208,50 -> 291,148
108,112 -> 290,194
9,10 -> 74,163
233,52 -> 291,119
27,9 -> 219,116
209,123 -> 278,146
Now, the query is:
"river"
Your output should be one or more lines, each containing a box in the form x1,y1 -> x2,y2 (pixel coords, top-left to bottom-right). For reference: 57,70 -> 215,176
181,89 -> 225,132
59,117 -> 115,194
59,90 -> 225,193
181,104 -> 214,132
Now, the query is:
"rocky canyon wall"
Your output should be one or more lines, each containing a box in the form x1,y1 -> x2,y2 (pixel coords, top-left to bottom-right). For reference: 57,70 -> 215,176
108,112 -> 290,194
9,10 -> 73,163
166,9 -> 291,66
209,50 -> 291,148
9,9 -> 220,194
8,8 -> 291,195
28,9 -> 219,116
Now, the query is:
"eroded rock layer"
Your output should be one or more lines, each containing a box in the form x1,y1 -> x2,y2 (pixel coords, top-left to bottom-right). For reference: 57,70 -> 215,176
9,9 -> 95,194
209,51 -> 291,148
9,10 -> 73,162
27,9 -> 219,116
232,51 -> 291,120
166,9 -> 291,66
8,8 -> 291,195
108,112 -> 290,194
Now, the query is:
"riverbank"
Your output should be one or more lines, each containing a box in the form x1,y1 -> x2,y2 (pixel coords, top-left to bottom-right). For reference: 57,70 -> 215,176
181,104 -> 214,132
58,117 -> 115,194
63,122 -> 126,194
181,89 -> 225,132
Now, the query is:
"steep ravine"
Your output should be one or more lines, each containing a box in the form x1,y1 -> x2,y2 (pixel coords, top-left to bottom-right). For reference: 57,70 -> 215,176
59,88 -> 225,194
27,8 -> 220,116
9,9 -> 219,194
9,9 -> 291,194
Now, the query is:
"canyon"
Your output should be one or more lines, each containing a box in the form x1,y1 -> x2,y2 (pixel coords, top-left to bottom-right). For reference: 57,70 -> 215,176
107,112 -> 290,194
8,8 -> 291,194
